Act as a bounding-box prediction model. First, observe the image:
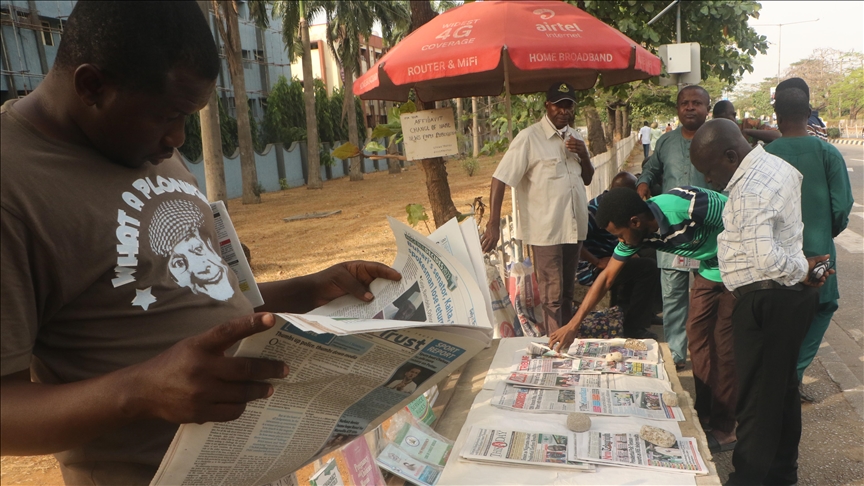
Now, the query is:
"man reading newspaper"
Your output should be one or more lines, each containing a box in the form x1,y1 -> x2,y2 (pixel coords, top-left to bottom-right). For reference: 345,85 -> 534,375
0,3 -> 401,484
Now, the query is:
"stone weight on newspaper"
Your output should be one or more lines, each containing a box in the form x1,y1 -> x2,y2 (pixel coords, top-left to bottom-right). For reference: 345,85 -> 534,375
605,351 -> 623,362
639,425 -> 676,448
662,392 -> 679,407
566,413 -> 592,433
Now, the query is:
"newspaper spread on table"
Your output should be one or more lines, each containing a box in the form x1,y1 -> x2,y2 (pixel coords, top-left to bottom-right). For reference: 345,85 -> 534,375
459,426 -> 594,471
491,383 -> 684,421
575,430 -> 709,475
151,217 -> 493,486
566,339 -> 660,363
511,352 -> 665,379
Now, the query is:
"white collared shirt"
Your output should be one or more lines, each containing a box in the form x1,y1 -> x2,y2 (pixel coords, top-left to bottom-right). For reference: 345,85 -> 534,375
492,116 -> 589,246
717,145 -> 809,290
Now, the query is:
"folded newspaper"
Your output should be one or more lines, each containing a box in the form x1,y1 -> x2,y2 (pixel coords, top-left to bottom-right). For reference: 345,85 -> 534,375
575,430 -> 709,474
459,426 -> 594,471
491,383 -> 684,421
512,352 -> 665,379
150,217 -> 493,486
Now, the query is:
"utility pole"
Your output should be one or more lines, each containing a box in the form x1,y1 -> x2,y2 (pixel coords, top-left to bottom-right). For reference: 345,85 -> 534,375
752,19 -> 819,85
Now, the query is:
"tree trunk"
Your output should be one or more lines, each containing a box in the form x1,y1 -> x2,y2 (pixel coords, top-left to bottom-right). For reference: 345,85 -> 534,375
215,0 -> 260,204
620,104 -> 630,139
614,107 -> 624,142
197,1 -> 227,205
301,11 -> 322,190
345,69 -> 363,181
583,104 -> 607,156
456,97 -> 464,153
409,0 -> 458,227
472,97 -> 480,157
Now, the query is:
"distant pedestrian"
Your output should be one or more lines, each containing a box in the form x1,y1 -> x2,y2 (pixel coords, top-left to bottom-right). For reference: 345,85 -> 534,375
639,121 -> 652,158
649,122 -> 663,152
765,86 -> 853,400
691,118 -> 830,486
665,123 -> 672,133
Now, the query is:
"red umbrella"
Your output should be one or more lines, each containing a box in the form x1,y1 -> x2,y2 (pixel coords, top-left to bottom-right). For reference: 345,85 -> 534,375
355,0 -> 661,103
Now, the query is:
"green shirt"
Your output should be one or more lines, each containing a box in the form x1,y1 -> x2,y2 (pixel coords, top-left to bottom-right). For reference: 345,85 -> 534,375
612,186 -> 727,282
764,136 -> 854,302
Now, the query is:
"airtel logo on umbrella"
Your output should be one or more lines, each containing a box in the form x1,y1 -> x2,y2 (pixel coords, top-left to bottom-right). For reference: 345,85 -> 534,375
533,8 -> 584,33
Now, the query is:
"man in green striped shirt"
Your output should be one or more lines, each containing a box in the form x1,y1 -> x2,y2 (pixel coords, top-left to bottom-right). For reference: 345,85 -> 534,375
549,186 -> 737,451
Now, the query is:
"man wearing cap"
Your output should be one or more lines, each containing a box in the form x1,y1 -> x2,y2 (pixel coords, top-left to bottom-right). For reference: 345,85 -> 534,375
481,82 -> 594,335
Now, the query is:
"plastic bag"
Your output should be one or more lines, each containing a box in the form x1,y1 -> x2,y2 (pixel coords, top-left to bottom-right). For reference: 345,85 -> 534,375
485,256 -> 520,338
506,258 -> 543,337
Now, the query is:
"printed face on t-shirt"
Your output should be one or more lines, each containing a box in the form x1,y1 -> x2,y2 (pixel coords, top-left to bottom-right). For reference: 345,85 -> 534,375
167,229 -> 233,301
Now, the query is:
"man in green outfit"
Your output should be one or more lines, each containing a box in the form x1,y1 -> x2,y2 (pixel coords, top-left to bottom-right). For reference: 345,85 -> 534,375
764,86 -> 854,399
549,186 -> 738,451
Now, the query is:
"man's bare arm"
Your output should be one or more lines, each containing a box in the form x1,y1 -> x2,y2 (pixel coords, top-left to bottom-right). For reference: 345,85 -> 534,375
480,178 -> 507,253
1,313 -> 287,456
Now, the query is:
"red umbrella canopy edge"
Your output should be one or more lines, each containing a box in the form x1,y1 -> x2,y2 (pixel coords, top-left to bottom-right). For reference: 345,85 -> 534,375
355,1 -> 661,102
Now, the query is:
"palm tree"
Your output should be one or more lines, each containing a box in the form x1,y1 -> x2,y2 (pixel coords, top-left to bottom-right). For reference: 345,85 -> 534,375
212,0 -> 260,204
270,0 -> 326,189
323,0 -> 409,182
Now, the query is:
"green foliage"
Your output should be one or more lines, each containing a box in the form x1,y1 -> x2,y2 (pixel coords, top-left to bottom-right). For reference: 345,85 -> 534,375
462,157 -> 479,176
480,138 -> 510,157
489,94 -> 547,139
405,203 -> 431,232
263,75 -> 306,146
827,67 -> 864,120
827,127 -> 841,139
575,1 -> 768,86
332,142 -> 361,160
279,178 -> 290,190
314,79 -> 334,142
731,78 -> 775,119
364,141 -> 387,152
319,144 -> 336,167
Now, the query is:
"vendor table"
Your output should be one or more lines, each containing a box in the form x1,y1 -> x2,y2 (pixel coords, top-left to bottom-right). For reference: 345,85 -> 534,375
430,337 -> 722,485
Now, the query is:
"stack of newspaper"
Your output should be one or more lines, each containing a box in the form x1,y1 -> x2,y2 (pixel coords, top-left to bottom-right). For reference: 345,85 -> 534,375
459,426 -> 594,471
150,217 -> 494,486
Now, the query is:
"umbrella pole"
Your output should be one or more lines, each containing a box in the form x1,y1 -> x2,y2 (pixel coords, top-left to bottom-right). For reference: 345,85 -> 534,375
503,48 -> 513,143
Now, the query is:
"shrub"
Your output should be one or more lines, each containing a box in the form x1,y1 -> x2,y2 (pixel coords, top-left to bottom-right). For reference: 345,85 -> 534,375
462,157 -> 480,176
827,127 -> 841,139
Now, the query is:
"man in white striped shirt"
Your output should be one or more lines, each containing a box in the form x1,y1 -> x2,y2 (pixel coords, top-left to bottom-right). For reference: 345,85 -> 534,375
691,119 -> 831,486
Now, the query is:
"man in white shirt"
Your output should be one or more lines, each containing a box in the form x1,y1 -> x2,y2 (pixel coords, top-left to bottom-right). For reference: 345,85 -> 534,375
638,121 -> 652,159
690,119 -> 830,486
481,82 -> 594,335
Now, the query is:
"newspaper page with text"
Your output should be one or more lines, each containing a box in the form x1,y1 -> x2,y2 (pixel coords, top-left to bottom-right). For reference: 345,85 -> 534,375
574,430 -> 709,474
512,352 -> 665,379
491,383 -> 684,421
459,426 -> 593,471
151,218 -> 492,486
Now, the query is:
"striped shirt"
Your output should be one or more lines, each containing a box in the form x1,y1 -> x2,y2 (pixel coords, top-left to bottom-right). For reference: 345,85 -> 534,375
576,192 -> 620,285
717,146 -> 809,290
612,186 -> 727,282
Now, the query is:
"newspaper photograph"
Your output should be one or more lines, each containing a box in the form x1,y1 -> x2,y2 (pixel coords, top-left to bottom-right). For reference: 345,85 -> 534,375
511,352 -> 665,379
151,218 -> 493,486
491,383 -> 683,421
574,431 -> 709,475
459,426 -> 593,471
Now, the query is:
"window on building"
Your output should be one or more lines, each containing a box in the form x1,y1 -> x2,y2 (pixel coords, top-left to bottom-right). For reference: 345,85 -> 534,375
241,49 -> 252,69
227,97 -> 236,118
41,21 -> 53,46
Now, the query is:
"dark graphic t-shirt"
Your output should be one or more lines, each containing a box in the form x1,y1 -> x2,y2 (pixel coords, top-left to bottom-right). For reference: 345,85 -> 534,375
0,100 -> 255,484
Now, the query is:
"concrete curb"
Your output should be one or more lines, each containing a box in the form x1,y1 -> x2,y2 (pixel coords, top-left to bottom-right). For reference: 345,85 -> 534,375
830,139 -> 864,146
816,337 -> 864,420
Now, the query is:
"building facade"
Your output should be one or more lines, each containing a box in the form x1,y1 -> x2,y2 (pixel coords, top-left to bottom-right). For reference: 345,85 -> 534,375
0,0 -> 292,121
